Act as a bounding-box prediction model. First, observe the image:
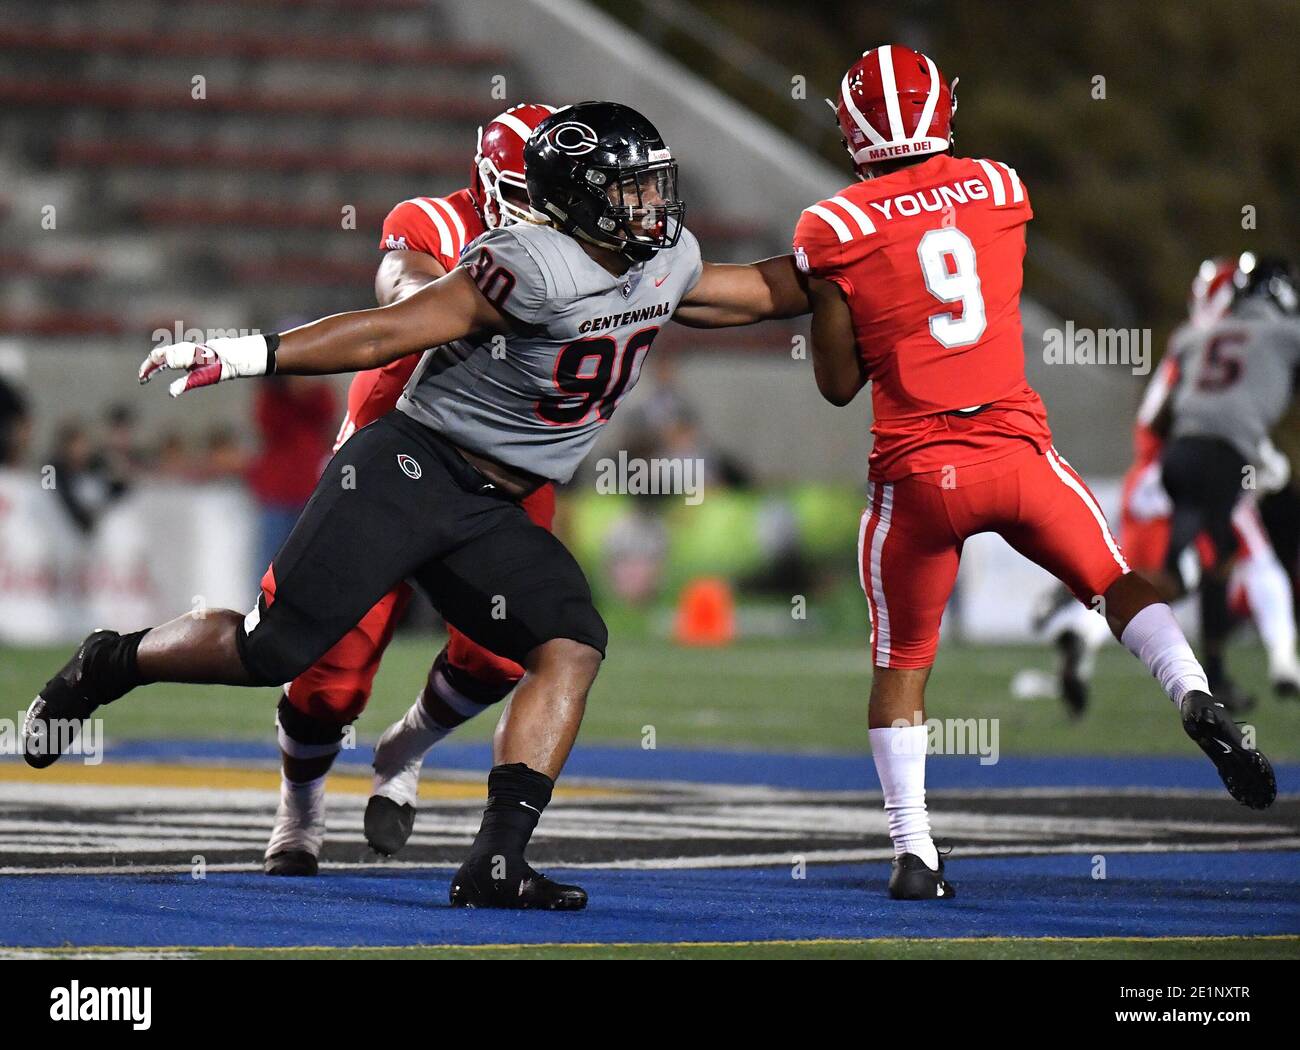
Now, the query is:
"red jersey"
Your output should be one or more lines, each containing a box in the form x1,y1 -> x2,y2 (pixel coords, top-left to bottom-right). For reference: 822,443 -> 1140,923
334,188 -> 484,450
793,153 -> 1051,480
247,380 -> 338,506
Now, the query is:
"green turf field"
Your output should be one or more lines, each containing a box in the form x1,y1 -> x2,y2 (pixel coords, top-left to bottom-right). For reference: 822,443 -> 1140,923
3,635 -> 1299,758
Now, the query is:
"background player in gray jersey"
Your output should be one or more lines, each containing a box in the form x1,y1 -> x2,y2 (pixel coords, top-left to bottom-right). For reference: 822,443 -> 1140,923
1151,254 -> 1300,700
24,102 -> 815,910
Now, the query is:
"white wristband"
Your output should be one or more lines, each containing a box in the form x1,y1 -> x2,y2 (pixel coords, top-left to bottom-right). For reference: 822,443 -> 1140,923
211,333 -> 273,380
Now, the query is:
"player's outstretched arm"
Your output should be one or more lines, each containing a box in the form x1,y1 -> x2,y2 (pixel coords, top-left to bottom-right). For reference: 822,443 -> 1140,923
375,249 -> 447,307
808,277 -> 866,406
139,269 -> 507,397
673,256 -> 811,329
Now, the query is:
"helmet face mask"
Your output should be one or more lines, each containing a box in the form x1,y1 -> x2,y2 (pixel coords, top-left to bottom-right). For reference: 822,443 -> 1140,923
476,152 -> 533,230
526,102 -> 686,263
470,104 -> 557,230
590,161 -> 683,260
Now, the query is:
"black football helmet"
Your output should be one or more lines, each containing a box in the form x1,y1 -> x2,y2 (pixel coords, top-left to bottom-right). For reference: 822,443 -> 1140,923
1233,253 -> 1299,315
524,102 -> 684,263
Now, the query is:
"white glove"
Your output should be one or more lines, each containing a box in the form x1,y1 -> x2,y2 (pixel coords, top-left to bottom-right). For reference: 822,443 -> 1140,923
139,334 -> 274,397
1127,460 -> 1173,521
1257,437 -> 1291,494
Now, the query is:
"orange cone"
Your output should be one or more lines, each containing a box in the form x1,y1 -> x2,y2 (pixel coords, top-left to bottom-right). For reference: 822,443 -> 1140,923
674,577 -> 736,646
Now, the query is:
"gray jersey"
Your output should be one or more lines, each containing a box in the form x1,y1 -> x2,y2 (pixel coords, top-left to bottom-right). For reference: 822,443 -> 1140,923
397,222 -> 703,483
1169,301 -> 1300,463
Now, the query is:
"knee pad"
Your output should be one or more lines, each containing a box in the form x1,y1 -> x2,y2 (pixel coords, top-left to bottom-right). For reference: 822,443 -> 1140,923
284,672 -> 370,724
276,694 -> 346,759
445,630 -> 525,696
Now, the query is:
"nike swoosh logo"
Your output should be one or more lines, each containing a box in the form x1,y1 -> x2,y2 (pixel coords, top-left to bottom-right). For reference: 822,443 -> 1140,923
1216,739 -> 1233,754
655,273 -> 671,287
520,801 -> 541,814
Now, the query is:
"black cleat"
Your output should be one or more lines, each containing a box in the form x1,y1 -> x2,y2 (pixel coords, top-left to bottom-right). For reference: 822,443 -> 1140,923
888,853 -> 955,900
449,855 -> 587,910
1055,629 -> 1089,717
364,795 -> 416,857
23,630 -> 119,769
264,850 -> 318,877
1273,677 -> 1300,701
1181,690 -> 1275,810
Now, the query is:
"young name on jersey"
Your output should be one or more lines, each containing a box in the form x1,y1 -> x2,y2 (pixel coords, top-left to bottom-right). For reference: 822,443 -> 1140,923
791,153 -> 1046,481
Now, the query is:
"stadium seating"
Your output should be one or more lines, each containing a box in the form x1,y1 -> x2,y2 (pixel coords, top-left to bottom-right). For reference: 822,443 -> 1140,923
0,0 -> 775,341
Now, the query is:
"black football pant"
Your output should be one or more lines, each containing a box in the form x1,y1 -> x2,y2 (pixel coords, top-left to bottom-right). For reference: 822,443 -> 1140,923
235,411 -> 607,686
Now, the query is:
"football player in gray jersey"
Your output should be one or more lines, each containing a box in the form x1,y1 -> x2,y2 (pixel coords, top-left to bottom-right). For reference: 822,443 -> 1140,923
1149,254 -> 1300,704
28,102 -> 816,909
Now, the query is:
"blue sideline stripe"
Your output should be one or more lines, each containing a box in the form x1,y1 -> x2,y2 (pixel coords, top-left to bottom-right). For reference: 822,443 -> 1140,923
1,852 -> 1296,947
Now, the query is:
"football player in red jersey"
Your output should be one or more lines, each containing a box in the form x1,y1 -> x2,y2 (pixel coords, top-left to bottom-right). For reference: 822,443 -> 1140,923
263,103 -> 561,876
795,46 -> 1278,898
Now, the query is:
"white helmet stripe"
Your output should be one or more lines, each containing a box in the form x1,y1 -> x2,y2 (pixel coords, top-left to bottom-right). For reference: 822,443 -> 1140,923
803,203 -> 853,244
828,195 -> 876,235
912,54 -> 941,142
491,110 -> 539,146
877,45 -> 906,142
841,69 -> 887,146
406,197 -> 454,259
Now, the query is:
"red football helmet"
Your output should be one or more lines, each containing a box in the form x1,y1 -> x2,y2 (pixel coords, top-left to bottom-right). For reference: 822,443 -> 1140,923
834,44 -> 956,178
470,102 -> 557,229
1188,256 -> 1236,328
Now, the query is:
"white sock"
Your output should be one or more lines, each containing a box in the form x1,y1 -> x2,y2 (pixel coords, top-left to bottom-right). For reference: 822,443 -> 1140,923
371,666 -> 498,799
1237,553 -> 1300,680
1120,603 -> 1210,707
370,695 -> 450,807
869,725 -> 938,870
265,773 -> 326,860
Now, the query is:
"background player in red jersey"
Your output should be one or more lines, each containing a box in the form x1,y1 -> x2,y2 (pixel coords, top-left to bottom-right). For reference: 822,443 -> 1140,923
795,46 -> 1277,899
264,103 -> 559,876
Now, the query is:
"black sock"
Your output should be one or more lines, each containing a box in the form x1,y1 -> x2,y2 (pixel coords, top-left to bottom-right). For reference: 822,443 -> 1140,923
1205,656 -> 1225,691
466,763 -> 554,862
84,629 -> 152,703
1200,578 -> 1232,689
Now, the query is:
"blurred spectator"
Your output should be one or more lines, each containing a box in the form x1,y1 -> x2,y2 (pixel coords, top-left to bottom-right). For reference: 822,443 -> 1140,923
100,404 -> 147,494
154,430 -> 193,480
200,425 -> 250,482
245,376 -> 338,575
47,419 -> 127,533
0,375 -> 32,467
620,356 -> 752,490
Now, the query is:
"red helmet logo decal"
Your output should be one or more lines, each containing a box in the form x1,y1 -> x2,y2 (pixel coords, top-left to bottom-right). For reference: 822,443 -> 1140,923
546,121 -> 599,156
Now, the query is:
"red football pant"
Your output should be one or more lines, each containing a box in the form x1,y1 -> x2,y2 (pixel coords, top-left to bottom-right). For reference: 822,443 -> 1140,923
858,444 -> 1129,669
278,482 -> 557,723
